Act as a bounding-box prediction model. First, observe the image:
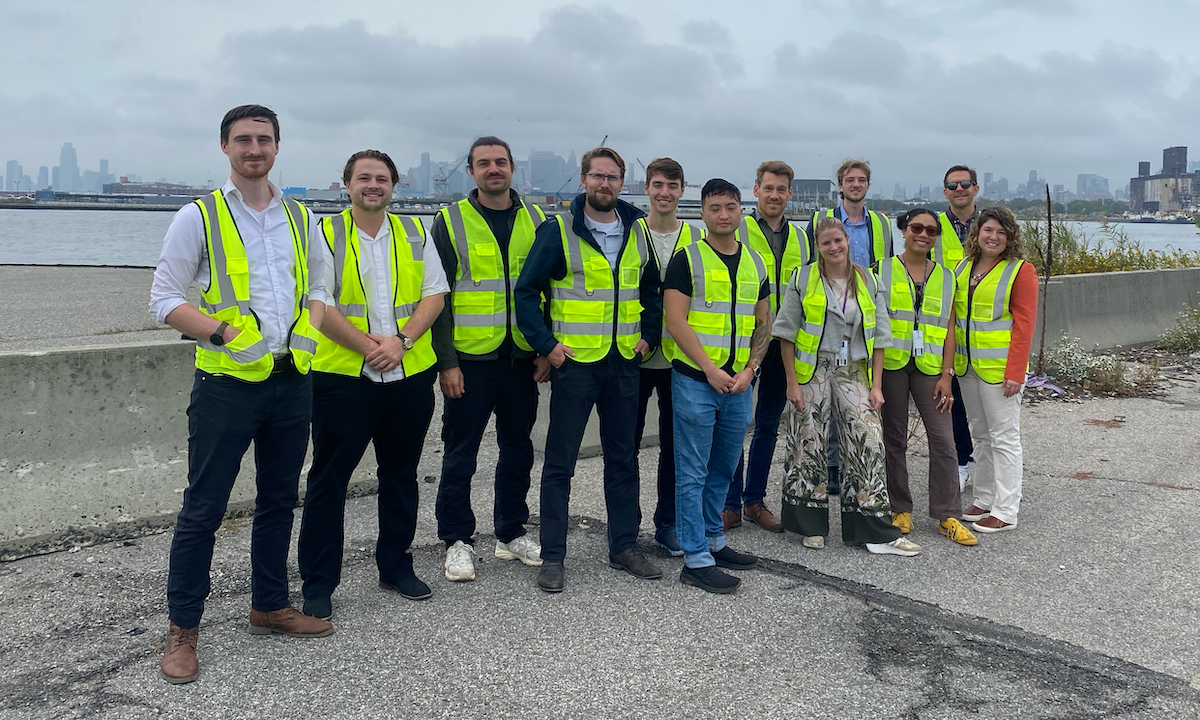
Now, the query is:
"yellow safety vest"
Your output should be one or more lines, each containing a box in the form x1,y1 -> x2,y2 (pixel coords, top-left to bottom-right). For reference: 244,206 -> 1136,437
953,258 -> 1026,384
809,208 -> 893,266
738,216 -> 809,314
312,210 -> 436,378
650,222 -> 705,363
441,198 -> 545,354
788,264 -> 878,384
548,213 -> 648,364
193,190 -> 318,381
664,240 -> 767,373
935,212 -> 969,271
878,256 -> 955,375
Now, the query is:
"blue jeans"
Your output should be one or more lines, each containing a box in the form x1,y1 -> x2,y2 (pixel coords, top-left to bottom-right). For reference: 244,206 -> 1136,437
673,370 -> 754,569
727,340 -> 786,509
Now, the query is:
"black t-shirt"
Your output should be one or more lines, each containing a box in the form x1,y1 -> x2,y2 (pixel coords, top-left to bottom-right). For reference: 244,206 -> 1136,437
664,241 -> 770,382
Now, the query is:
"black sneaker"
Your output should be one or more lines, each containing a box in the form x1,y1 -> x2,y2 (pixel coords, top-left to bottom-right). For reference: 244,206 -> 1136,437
379,575 -> 432,601
538,562 -> 565,593
680,565 -> 741,594
827,466 -> 841,496
712,545 -> 758,570
302,595 -> 332,620
608,548 -> 663,580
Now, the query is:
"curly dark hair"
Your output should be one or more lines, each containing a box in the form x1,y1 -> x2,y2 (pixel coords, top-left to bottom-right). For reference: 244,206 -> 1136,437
965,206 -> 1024,262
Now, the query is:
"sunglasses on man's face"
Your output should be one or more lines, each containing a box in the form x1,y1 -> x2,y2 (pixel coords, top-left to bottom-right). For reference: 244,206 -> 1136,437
944,180 -> 975,191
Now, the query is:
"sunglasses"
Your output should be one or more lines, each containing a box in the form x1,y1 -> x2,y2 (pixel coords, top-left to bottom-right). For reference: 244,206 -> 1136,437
944,180 -> 975,190
907,223 -> 939,237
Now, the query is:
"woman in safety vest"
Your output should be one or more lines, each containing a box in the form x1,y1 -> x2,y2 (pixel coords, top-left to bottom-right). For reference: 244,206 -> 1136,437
773,217 -> 921,557
954,207 -> 1038,533
878,209 -> 976,547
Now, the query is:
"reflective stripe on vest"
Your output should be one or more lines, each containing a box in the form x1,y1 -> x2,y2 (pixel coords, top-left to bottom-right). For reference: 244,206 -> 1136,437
656,222 -> 706,357
789,264 -> 878,384
738,216 -> 810,314
312,210 -> 436,378
548,213 -> 647,363
879,256 -> 955,374
443,198 -> 545,354
194,191 -> 317,381
666,240 -> 767,373
936,212 -> 968,271
810,208 -> 894,266
953,258 -> 1024,384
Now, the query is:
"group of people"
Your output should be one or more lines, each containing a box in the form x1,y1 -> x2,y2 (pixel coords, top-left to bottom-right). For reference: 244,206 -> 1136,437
151,105 -> 1035,684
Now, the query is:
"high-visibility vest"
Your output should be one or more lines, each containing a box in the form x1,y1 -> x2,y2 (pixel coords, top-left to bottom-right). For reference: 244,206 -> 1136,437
548,213 -> 649,364
953,258 -> 1026,384
738,216 -> 810,314
788,263 -> 879,384
193,190 -> 318,381
809,208 -> 894,266
878,256 -> 955,375
663,240 -> 767,373
936,212 -> 969,270
440,198 -> 545,354
312,210 -> 436,378
648,222 -> 705,364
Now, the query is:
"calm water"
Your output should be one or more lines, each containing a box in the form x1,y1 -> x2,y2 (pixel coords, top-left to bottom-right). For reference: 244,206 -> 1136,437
0,207 -> 1196,267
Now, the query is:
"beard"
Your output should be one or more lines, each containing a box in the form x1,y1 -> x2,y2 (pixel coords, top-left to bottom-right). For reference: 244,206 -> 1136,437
233,156 -> 272,180
479,175 -> 511,197
586,188 -> 617,213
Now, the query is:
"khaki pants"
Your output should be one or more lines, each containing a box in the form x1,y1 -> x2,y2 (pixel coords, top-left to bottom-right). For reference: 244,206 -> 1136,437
958,368 -> 1024,524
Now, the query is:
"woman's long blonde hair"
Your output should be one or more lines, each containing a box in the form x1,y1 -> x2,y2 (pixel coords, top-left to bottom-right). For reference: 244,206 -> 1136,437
813,216 -> 869,298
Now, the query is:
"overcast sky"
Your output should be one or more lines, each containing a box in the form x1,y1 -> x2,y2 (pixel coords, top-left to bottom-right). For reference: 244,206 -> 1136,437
3,0 -> 1198,195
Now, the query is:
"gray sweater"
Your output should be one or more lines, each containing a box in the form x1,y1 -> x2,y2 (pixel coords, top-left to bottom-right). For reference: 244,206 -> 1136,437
771,269 -> 892,361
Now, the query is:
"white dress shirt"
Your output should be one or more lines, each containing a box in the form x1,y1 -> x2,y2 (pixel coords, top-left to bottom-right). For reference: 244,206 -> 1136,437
315,214 -> 449,383
148,179 -> 326,356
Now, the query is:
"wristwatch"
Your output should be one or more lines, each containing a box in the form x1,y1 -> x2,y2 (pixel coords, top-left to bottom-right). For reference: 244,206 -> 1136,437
209,321 -> 229,347
398,333 -> 414,351
751,363 -> 762,379
941,367 -> 955,377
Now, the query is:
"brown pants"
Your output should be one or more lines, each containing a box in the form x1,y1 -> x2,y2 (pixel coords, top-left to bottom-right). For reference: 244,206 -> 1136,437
880,360 -> 961,520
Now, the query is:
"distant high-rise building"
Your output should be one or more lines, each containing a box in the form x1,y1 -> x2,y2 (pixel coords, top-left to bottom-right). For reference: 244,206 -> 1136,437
418,152 -> 431,194
1076,174 -> 1110,200
21,174 -> 32,190
57,143 -> 79,192
52,166 -> 60,190
983,172 -> 993,194
1163,146 -> 1187,176
5,160 -> 21,191
37,166 -> 48,189
529,150 -> 568,193
1190,161 -> 1200,173
1138,161 -> 1151,178
892,183 -> 906,201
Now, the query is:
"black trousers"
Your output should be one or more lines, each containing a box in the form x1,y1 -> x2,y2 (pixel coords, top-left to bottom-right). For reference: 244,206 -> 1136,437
297,369 -> 435,600
540,351 -> 641,564
634,367 -> 676,530
951,376 -> 975,466
167,366 -> 312,628
436,357 -> 539,546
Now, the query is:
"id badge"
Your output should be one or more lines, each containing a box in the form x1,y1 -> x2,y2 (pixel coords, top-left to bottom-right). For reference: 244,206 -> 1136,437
912,328 -> 924,356
835,341 -> 849,367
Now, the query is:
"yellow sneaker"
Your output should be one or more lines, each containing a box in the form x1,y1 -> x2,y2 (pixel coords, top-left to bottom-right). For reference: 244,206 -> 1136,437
939,518 -> 978,546
891,512 -> 913,534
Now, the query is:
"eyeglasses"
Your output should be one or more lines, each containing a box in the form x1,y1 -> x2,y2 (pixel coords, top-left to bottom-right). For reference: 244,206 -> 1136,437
907,223 -> 939,237
586,173 -> 622,185
944,180 -> 975,191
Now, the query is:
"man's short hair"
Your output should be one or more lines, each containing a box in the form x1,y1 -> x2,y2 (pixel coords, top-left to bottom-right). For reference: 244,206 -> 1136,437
755,161 -> 794,185
220,104 -> 279,143
943,164 -> 978,185
580,147 -> 626,179
467,136 -> 514,169
836,158 -> 872,185
645,157 -> 684,186
342,149 -> 400,185
701,178 -> 741,204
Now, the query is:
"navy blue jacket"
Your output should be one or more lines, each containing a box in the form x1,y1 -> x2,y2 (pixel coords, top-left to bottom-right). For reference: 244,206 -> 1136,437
514,193 -> 661,358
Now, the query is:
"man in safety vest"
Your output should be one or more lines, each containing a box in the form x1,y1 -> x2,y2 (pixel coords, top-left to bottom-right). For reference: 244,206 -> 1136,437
665,179 -> 772,594
297,150 -> 448,620
150,105 -> 330,684
514,147 -> 663,593
723,161 -> 809,535
635,157 -> 706,557
429,136 -> 550,583
806,157 -> 894,495
939,164 -> 980,488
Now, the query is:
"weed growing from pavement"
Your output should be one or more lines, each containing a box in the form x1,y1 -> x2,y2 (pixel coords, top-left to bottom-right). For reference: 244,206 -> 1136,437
1040,334 -> 1160,397
1158,294 -> 1200,353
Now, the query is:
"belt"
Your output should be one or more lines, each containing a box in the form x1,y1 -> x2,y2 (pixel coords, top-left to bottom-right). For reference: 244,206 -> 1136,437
271,354 -> 295,374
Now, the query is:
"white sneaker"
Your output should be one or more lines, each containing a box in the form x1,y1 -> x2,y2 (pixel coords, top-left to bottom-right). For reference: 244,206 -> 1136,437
801,535 -> 825,550
444,540 -> 476,581
866,537 -> 922,557
495,535 -> 543,567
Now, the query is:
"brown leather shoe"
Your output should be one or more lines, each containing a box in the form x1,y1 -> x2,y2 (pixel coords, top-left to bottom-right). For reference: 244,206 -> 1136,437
248,605 -> 334,638
721,507 -> 742,531
160,622 -> 200,684
743,503 -> 784,533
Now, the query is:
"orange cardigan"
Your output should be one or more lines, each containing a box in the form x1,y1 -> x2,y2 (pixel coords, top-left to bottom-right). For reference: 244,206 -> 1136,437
1006,262 -> 1039,384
